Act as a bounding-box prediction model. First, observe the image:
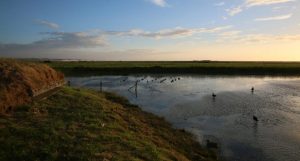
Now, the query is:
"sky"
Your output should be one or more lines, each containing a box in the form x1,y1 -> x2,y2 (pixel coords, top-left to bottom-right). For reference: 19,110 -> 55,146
0,0 -> 300,61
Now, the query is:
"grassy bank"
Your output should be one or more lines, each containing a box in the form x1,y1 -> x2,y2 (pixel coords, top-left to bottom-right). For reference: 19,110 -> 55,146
0,87 -> 216,161
48,61 -> 300,76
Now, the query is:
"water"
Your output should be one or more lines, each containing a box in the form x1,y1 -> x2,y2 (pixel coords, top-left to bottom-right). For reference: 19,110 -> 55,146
67,75 -> 300,161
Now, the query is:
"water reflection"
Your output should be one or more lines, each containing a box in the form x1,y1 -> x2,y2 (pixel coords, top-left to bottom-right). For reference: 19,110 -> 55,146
67,75 -> 300,161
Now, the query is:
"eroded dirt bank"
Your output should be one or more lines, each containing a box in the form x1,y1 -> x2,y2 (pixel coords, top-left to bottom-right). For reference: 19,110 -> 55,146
0,59 -> 64,113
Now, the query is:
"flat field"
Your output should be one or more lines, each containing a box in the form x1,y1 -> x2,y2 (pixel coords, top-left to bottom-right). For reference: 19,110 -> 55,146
47,61 -> 300,76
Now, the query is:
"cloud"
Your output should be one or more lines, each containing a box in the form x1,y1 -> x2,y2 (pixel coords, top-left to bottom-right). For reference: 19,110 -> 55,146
35,20 -> 60,29
226,6 -> 243,16
149,0 -> 167,7
0,25 -> 232,55
246,0 -> 295,7
226,0 -> 295,16
0,31 -> 107,55
217,29 -> 284,43
215,2 -> 225,6
219,30 -> 242,37
40,32 -> 108,48
1,25 -> 231,51
235,34 -> 300,43
0,25 -> 234,58
217,30 -> 300,43
254,14 -> 292,21
105,26 -> 232,39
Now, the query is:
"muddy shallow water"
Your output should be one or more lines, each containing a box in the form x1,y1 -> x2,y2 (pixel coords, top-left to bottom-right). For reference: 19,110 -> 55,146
67,75 -> 300,161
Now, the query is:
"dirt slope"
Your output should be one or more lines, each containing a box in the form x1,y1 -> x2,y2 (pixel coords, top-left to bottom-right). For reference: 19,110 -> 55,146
0,59 -> 64,113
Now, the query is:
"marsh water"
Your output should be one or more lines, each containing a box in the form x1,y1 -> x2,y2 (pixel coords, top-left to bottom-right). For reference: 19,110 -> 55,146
67,75 -> 300,161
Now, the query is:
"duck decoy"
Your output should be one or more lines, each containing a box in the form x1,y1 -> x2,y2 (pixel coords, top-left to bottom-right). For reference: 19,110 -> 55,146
212,93 -> 216,98
206,140 -> 218,149
253,115 -> 258,122
67,80 -> 71,86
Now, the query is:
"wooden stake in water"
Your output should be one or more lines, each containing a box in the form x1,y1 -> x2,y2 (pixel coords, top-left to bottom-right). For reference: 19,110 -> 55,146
135,81 -> 138,90
100,81 -> 102,92
135,81 -> 138,98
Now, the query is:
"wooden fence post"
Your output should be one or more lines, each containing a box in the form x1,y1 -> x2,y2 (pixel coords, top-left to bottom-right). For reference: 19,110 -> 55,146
100,81 -> 102,92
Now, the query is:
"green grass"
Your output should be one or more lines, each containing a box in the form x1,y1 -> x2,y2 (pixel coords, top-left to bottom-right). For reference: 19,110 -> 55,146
0,87 -> 216,161
47,61 -> 300,76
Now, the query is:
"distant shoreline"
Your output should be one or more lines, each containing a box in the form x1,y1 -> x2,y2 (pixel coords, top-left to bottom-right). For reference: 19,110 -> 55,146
46,61 -> 300,76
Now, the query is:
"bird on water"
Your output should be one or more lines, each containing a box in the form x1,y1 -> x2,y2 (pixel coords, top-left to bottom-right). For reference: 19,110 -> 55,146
253,115 -> 258,122
212,93 -> 216,98
206,140 -> 218,149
